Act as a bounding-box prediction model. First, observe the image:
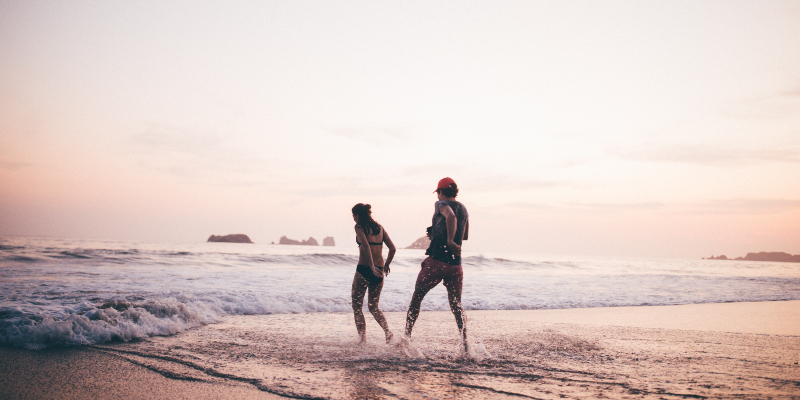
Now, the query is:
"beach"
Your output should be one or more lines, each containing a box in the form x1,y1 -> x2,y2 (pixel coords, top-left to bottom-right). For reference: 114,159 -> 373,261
4,1 -> 800,398
2,300 -> 798,399
3,237 -> 800,398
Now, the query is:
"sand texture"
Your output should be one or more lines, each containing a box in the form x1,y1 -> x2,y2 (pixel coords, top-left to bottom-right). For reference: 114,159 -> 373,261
0,346 -> 282,399
1,301 -> 799,399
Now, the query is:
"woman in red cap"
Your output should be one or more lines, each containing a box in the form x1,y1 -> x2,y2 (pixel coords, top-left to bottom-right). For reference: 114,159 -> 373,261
351,203 -> 396,344
404,177 -> 470,351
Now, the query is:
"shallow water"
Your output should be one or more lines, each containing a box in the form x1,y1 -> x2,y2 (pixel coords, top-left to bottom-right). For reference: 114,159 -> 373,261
91,311 -> 800,399
2,235 -> 799,349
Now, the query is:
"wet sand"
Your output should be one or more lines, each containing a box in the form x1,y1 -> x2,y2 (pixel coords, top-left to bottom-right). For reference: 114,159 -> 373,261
2,300 -> 799,399
0,346 -> 283,399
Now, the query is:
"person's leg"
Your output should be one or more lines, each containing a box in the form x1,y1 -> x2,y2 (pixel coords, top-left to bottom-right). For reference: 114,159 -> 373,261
404,258 -> 444,337
367,280 -> 393,343
443,265 -> 467,351
351,271 -> 369,342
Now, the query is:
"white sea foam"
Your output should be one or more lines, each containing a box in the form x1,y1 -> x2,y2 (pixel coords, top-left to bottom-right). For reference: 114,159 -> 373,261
2,236 -> 799,348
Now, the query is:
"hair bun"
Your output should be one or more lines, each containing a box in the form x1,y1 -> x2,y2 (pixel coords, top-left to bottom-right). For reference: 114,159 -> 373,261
365,204 -> 371,210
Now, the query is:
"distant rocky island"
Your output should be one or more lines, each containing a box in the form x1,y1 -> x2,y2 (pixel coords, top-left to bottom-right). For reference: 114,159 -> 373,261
704,252 -> 800,263
207,234 -> 253,244
406,236 -> 430,250
275,236 -> 335,246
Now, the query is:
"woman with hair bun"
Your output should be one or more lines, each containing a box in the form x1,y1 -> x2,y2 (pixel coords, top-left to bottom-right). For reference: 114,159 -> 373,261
351,203 -> 396,343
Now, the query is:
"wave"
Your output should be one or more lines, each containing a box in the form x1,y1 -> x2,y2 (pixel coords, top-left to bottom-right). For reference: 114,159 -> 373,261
0,300 -> 217,350
4,237 -> 800,349
2,242 -> 550,270
0,291 -> 356,350
1,245 -> 371,268
4,275 -> 800,350
3,255 -> 41,263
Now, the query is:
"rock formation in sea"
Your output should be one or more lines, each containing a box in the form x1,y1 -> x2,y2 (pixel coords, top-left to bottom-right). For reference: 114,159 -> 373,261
207,234 -> 253,244
406,236 -> 431,250
703,255 -> 728,260
734,252 -> 800,263
322,237 -> 335,246
278,236 -> 319,246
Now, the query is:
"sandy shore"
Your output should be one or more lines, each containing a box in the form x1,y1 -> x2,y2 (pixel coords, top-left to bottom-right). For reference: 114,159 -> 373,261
492,299 -> 800,336
0,345 -> 283,400
2,300 -> 799,399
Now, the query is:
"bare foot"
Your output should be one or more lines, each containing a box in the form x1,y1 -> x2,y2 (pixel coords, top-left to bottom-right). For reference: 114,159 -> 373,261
385,330 -> 394,344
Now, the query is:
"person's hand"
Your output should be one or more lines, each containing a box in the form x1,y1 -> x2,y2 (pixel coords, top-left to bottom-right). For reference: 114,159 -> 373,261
384,263 -> 391,276
447,241 -> 461,258
371,266 -> 384,278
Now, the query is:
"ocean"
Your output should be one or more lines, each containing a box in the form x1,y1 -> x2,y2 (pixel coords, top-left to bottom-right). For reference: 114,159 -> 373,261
2,235 -> 799,350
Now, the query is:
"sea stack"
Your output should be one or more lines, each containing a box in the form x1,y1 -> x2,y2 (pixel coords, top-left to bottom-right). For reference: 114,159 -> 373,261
279,236 -> 319,246
322,237 -> 335,246
406,236 -> 431,250
207,234 -> 253,244
734,252 -> 800,262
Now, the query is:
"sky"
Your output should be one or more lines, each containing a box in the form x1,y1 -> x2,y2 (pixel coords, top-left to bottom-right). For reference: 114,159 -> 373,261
1,0 -> 799,258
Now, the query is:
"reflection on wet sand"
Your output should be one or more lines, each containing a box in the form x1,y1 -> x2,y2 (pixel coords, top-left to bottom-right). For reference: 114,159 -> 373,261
86,308 -> 800,399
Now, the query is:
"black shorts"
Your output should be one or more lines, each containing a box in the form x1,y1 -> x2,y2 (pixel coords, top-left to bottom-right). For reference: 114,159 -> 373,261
356,264 -> 384,285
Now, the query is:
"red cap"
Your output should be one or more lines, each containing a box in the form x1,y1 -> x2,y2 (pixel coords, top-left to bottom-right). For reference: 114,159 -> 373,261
434,177 -> 456,192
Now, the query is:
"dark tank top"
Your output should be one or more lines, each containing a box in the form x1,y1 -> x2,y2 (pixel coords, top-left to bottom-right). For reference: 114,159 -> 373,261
425,200 -> 468,265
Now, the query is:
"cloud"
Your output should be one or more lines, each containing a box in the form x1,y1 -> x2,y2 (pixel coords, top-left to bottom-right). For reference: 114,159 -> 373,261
128,123 -> 282,186
783,87 -> 800,97
613,145 -> 800,166
506,202 -> 557,210
392,165 -> 567,193
724,89 -> 800,120
290,174 -> 426,199
287,169 -> 561,199
131,123 -> 221,154
401,168 -> 565,193
402,163 -> 454,177
471,175 -> 563,192
321,126 -> 411,145
0,160 -> 33,170
613,85 -> 800,166
509,198 -> 800,216
687,198 -> 800,215
570,202 -> 666,210
507,201 -> 665,212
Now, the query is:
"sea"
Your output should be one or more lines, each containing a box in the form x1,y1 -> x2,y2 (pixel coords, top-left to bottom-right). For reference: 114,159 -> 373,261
2,235 -> 799,351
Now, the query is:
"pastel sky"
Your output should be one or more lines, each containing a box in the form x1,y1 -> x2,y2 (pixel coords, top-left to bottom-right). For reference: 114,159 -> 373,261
2,1 -> 799,258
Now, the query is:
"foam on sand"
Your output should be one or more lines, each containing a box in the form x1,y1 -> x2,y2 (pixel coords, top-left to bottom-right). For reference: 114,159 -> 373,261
4,302 -> 794,399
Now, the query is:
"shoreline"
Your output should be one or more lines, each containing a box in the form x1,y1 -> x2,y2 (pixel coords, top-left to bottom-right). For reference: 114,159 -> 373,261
482,299 -> 800,336
2,300 -> 799,399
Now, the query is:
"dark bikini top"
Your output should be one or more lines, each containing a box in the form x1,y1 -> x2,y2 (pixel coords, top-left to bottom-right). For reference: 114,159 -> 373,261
356,226 -> 383,246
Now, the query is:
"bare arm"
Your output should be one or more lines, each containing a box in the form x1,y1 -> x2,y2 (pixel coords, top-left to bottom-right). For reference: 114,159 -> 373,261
382,229 -> 396,275
463,220 -> 469,240
439,205 -> 461,257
